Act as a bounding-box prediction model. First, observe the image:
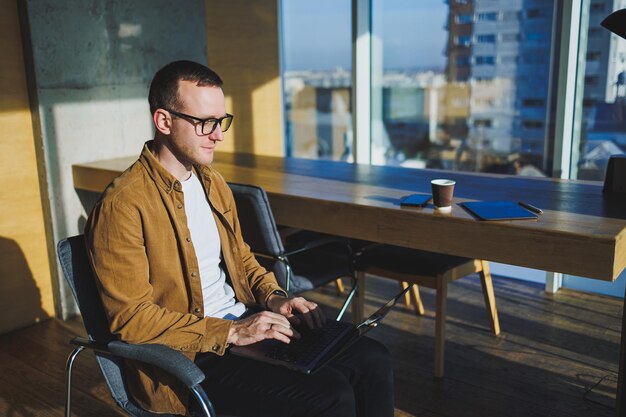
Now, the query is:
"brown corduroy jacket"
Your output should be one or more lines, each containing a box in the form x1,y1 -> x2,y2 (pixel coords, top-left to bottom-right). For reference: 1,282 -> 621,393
85,141 -> 285,415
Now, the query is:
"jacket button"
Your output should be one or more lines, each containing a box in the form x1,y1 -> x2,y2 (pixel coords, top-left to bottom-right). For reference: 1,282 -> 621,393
186,237 -> 191,242
212,344 -> 220,352
191,272 -> 197,277
194,307 -> 201,313
177,203 -> 183,209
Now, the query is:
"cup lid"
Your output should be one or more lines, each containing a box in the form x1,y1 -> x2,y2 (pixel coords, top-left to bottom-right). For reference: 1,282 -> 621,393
431,179 -> 456,186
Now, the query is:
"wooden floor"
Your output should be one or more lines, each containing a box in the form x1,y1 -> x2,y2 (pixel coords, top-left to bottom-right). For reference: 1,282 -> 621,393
0,274 -> 621,417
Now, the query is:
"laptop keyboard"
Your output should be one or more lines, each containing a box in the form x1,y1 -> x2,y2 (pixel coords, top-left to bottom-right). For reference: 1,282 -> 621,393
265,320 -> 352,366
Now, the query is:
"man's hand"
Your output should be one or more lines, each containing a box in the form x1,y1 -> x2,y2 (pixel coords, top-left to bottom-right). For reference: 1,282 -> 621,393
267,294 -> 326,329
227,311 -> 299,346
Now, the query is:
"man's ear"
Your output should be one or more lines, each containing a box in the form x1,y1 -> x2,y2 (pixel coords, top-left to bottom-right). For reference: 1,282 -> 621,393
153,109 -> 171,135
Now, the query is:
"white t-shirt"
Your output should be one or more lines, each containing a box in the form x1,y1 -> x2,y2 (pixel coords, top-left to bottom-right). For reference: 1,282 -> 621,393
181,172 -> 246,319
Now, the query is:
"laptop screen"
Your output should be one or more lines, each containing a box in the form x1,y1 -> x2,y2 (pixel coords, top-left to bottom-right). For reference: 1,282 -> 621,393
356,283 -> 413,335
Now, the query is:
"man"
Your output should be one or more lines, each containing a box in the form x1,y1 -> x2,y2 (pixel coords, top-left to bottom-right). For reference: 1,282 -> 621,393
85,60 -> 394,417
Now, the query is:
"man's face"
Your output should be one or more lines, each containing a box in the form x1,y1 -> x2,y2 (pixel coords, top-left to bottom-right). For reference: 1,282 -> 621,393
167,80 -> 226,166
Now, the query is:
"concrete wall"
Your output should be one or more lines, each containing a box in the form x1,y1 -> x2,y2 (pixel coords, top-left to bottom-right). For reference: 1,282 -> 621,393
25,0 -> 208,317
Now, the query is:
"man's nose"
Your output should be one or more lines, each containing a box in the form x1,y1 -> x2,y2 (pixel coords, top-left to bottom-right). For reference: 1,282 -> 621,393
209,127 -> 224,141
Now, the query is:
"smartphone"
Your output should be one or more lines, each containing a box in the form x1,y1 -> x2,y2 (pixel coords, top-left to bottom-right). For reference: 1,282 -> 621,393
400,194 -> 432,207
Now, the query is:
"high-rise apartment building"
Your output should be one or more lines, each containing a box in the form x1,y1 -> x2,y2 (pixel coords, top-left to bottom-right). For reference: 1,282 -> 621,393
450,0 -> 554,155
445,0 -> 626,166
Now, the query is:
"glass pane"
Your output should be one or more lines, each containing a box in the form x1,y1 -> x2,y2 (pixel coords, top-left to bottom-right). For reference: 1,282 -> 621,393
371,0 -> 556,177
564,2 -> 626,297
572,2 -> 626,181
280,1 -> 352,161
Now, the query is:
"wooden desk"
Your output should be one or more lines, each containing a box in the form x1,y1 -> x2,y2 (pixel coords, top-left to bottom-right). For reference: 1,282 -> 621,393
73,152 -> 626,413
73,152 -> 626,281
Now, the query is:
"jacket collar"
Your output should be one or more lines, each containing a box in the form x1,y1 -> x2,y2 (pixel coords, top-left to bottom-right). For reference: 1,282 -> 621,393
138,141 -> 220,206
138,140 -> 215,194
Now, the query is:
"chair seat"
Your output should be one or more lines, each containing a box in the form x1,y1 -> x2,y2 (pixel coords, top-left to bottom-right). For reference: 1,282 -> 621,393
288,244 -> 353,293
355,245 -> 473,277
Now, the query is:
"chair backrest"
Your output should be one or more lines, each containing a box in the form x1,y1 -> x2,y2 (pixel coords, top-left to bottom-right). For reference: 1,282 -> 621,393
227,183 -> 289,288
57,235 -> 162,417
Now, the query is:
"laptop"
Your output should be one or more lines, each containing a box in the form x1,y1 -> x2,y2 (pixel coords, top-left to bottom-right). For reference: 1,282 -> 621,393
229,284 -> 413,374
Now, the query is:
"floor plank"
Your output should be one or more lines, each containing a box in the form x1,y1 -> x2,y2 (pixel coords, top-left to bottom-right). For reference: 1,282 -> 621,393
309,274 -> 620,417
0,274 -> 620,417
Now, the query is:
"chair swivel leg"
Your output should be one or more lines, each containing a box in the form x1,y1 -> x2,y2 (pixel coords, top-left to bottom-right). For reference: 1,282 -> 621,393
434,277 -> 448,378
478,260 -> 500,335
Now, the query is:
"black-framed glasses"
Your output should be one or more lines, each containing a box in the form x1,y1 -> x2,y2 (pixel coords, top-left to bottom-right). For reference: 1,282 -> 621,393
165,108 -> 234,135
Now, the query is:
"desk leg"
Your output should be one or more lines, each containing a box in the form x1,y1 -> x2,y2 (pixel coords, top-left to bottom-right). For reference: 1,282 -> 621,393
617,286 -> 626,417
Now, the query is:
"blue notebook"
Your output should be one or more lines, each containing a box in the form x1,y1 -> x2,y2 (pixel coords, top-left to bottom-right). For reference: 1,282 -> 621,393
459,201 -> 538,221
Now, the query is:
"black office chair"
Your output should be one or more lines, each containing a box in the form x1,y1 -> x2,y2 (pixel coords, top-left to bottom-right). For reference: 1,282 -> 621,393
228,183 -> 357,319
58,235 -> 216,417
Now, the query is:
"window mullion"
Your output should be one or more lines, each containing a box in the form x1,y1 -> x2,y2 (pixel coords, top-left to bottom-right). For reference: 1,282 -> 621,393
352,0 -> 372,164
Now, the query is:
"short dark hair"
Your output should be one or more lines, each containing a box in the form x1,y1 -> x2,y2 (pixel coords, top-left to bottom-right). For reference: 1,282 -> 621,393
148,60 -> 223,115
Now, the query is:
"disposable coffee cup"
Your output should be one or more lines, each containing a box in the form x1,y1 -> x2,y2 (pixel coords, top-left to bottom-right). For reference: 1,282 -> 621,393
431,179 -> 456,212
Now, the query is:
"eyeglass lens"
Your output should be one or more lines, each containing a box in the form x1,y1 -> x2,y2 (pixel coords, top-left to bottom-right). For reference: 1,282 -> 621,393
202,115 -> 233,135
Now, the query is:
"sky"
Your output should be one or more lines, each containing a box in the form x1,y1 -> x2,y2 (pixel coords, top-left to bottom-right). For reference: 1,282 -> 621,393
281,0 -> 448,72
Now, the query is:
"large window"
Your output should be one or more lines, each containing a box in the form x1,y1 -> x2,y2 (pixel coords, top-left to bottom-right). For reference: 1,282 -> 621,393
280,0 -> 352,161
563,0 -> 626,297
371,0 -> 555,175
572,0 -> 626,181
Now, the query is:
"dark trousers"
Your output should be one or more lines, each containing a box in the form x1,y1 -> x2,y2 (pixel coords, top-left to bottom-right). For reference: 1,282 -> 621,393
194,337 -> 394,417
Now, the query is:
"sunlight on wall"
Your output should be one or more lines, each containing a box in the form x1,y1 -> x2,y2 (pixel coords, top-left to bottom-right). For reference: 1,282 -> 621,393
251,77 -> 283,156
219,94 -> 236,153
0,0 -> 55,333
206,0 -> 285,158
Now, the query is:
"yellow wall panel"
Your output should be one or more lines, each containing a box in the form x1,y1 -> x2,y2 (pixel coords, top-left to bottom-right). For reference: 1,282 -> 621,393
206,0 -> 284,157
0,0 -> 55,333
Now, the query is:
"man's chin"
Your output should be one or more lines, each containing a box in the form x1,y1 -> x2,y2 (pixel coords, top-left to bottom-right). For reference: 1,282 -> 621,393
196,152 -> 215,166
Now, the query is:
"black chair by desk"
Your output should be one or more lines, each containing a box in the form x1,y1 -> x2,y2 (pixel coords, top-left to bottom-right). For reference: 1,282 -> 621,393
228,183 -> 357,320
58,235 -> 217,417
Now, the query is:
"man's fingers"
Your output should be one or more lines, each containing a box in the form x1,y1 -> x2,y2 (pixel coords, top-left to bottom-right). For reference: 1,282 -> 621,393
268,329 -> 291,344
258,311 -> 291,328
310,304 -> 325,328
275,321 -> 301,339
300,308 -> 315,329
305,302 -> 325,328
263,318 -> 301,340
294,299 -> 325,328
266,322 -> 300,342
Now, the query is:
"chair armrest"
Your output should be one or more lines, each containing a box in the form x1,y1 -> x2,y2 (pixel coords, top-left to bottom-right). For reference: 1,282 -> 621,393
70,337 -> 205,388
71,336 -> 110,352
